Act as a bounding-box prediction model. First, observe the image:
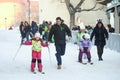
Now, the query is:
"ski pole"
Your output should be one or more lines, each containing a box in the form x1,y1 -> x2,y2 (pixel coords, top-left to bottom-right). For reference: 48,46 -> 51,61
47,45 -> 52,64
13,44 -> 22,60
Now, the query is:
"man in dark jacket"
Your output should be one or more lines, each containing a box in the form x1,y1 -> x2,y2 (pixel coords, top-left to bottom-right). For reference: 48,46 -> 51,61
90,20 -> 108,61
48,17 -> 72,69
31,21 -> 38,36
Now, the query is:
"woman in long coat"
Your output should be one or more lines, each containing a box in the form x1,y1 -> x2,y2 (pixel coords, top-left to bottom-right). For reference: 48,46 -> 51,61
90,20 -> 108,61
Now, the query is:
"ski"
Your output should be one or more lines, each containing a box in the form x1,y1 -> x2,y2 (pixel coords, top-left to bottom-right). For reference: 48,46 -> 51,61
32,71 -> 37,74
77,61 -> 93,65
38,70 -> 45,74
40,72 -> 45,74
88,62 -> 93,65
79,62 -> 87,65
31,70 -> 45,74
81,62 -> 93,65
77,61 -> 87,65
81,62 -> 87,65
89,62 -> 93,65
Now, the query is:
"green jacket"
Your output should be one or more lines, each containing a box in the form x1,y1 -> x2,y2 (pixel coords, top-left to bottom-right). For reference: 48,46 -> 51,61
32,40 -> 42,52
77,32 -> 85,42
44,26 -> 49,32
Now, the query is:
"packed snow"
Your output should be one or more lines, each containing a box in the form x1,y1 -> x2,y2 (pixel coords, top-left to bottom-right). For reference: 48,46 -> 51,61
0,29 -> 120,80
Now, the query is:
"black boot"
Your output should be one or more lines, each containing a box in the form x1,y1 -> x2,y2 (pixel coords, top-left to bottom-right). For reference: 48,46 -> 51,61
79,59 -> 82,63
99,57 -> 103,61
88,58 -> 91,63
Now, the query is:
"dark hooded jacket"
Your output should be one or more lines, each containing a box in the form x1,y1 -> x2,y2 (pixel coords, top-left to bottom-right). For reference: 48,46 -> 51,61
48,23 -> 71,44
90,22 -> 108,46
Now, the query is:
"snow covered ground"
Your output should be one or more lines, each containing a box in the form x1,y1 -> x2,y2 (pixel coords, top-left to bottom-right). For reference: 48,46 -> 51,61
0,29 -> 120,80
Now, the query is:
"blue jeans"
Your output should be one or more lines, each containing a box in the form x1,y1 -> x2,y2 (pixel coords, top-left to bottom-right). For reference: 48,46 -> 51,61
26,32 -> 30,41
55,44 -> 66,65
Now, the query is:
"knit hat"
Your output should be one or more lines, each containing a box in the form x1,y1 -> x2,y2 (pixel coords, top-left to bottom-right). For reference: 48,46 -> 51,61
97,19 -> 103,24
35,32 -> 40,38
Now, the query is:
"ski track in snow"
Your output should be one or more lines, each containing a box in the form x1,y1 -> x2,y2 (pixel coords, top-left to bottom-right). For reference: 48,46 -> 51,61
0,29 -> 120,80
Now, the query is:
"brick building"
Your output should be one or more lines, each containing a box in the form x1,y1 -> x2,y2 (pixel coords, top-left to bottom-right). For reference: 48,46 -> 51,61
0,0 -> 39,28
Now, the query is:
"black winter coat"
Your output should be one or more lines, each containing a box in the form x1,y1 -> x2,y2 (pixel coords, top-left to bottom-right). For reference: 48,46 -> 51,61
19,24 -> 23,34
109,27 -> 115,33
90,26 -> 108,46
48,23 -> 72,44
24,25 -> 31,33
19,24 -> 26,38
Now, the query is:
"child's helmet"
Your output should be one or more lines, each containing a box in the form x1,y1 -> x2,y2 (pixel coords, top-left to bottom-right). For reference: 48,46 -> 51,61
82,33 -> 90,40
35,32 -> 41,38
84,33 -> 90,39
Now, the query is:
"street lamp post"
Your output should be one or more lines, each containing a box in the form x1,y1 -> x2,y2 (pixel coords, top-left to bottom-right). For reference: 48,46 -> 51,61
14,4 -> 16,27
5,17 -> 7,30
28,0 -> 30,24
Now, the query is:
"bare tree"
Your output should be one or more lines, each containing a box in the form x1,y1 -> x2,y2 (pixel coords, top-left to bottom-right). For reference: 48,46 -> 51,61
64,0 -> 106,28
96,0 -> 112,5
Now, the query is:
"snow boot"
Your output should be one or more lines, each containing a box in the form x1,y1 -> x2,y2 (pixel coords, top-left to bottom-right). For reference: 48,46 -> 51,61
99,58 -> 103,61
88,58 -> 91,63
38,64 -> 43,72
57,65 -> 61,69
31,63 -> 35,72
78,59 -> 82,63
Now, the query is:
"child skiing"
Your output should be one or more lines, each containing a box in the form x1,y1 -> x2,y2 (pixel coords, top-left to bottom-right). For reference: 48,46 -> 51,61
31,32 -> 48,73
78,33 -> 93,64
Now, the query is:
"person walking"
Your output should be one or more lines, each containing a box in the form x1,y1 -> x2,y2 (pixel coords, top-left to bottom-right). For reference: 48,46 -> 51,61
48,17 -> 72,69
24,21 -> 31,41
19,21 -> 26,44
43,21 -> 49,43
90,20 -> 108,61
31,21 -> 38,36
107,24 -> 115,33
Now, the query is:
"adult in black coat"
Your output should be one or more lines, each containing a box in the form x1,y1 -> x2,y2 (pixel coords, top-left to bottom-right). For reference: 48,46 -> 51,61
107,24 -> 115,33
24,21 -> 31,41
90,20 -> 108,61
19,21 -> 26,44
48,17 -> 72,69
31,21 -> 38,35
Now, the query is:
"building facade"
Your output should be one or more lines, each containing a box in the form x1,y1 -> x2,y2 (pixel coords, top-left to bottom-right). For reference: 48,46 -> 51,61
0,0 -> 39,28
107,0 -> 120,33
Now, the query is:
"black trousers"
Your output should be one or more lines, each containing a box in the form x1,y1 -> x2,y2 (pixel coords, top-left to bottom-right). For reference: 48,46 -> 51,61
97,45 -> 104,59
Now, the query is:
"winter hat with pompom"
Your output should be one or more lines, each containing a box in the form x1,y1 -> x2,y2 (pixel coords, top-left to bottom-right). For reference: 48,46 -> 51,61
35,32 -> 41,38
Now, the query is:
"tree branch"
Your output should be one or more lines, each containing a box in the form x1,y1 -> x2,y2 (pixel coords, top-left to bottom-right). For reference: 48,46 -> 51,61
65,0 -> 75,14
92,5 -> 105,11
97,0 -> 112,5
81,3 -> 97,12
75,0 -> 85,9
65,0 -> 71,14
69,3 -> 76,12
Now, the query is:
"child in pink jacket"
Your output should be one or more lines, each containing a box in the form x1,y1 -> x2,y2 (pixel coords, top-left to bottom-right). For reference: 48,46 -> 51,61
31,32 -> 48,73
